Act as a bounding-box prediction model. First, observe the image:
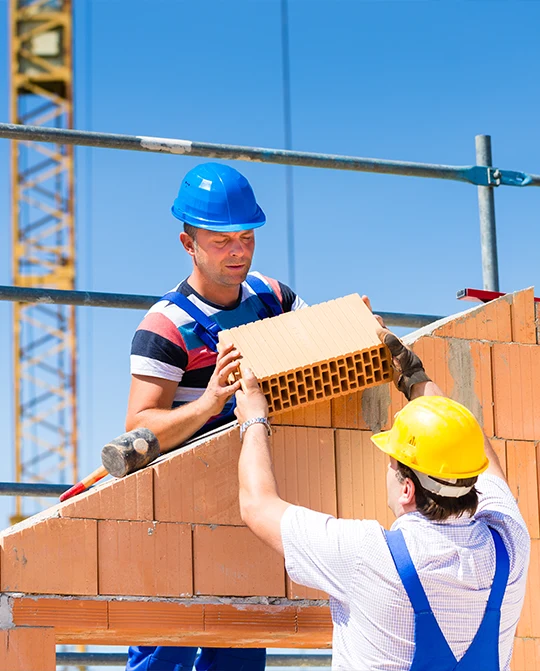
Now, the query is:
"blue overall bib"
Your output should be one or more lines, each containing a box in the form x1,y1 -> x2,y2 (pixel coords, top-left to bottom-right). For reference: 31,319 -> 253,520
384,526 -> 510,671
126,275 -> 281,671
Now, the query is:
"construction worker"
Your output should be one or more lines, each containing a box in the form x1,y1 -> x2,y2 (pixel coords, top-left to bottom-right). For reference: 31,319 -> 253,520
234,328 -> 530,670
125,162 -> 306,671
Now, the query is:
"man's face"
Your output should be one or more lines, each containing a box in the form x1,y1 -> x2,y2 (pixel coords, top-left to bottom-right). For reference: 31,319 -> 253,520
386,457 -> 403,516
182,228 -> 256,287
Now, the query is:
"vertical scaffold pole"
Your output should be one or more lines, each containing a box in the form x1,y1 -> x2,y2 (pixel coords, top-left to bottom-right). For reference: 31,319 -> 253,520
281,0 -> 295,288
475,134 -> 500,291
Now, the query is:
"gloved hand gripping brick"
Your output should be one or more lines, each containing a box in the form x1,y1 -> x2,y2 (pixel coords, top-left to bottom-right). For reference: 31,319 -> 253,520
378,328 -> 431,400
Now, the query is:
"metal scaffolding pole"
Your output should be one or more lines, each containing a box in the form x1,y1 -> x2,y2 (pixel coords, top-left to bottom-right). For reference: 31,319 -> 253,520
475,134 -> 500,291
1,122 -> 539,187
0,285 -> 444,328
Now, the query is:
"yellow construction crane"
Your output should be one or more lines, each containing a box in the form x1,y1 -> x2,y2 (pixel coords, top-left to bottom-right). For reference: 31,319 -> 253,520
10,0 -> 77,523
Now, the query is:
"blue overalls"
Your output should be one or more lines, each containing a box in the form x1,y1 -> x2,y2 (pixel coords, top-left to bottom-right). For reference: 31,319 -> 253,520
126,275 -> 282,671
384,526 -> 510,671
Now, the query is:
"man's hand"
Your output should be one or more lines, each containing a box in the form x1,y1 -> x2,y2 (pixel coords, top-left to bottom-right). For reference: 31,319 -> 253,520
234,367 -> 269,424
377,327 -> 431,400
199,343 -> 242,416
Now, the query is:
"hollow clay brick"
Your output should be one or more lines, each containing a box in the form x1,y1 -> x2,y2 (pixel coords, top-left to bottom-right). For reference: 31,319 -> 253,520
411,338 -> 494,436
389,379 -> 407,422
511,288 -> 537,344
492,344 -> 540,441
98,520 -> 192,597
432,293 -> 512,342
336,430 -> 395,529
1,517 -> 97,595
332,385 -> 392,432
273,400 -> 332,427
8,596 -> 331,649
60,467 -> 153,521
297,605 -> 333,635
0,627 -> 55,671
12,597 -> 107,634
272,426 -> 335,601
271,427 -> 337,515
109,600 -> 204,634
286,578 -> 327,600
153,427 -> 243,525
490,438 -> 507,477
218,294 -> 393,414
204,604 -> 296,635
511,637 -> 540,671
506,440 -> 540,539
517,539 -> 540,638
193,525 -> 285,596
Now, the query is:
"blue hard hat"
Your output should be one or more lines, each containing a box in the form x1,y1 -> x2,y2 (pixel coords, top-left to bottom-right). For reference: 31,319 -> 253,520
171,162 -> 266,231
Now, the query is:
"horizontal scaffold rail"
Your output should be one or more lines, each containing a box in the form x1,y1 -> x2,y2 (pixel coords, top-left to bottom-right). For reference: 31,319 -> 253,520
0,123 -> 539,187
0,285 -> 443,328
55,651 -> 333,667
0,482 -> 69,497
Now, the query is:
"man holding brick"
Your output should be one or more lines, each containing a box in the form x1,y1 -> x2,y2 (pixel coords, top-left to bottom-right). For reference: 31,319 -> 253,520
235,329 -> 530,670
125,162 -> 305,671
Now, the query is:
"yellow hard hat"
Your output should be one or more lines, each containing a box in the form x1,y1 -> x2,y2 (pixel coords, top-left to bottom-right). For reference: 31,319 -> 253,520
371,396 -> 488,480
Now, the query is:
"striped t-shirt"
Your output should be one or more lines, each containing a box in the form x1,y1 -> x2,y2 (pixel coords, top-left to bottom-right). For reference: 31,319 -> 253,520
130,271 -> 306,430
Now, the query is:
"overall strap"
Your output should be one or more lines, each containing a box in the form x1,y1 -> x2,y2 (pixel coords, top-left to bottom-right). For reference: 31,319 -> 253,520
385,528 -> 457,671
161,291 -> 221,353
245,274 -> 283,319
485,527 -> 510,612
453,527 -> 510,671
384,529 -> 432,614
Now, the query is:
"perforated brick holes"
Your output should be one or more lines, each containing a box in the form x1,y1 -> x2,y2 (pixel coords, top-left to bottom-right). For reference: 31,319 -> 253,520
261,346 -> 393,414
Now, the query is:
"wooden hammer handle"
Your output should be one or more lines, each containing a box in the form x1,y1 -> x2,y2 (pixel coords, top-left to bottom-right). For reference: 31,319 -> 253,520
59,465 -> 108,502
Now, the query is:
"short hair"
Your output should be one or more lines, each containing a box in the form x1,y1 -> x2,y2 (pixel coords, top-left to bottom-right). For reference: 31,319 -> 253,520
396,461 -> 478,522
183,223 -> 199,240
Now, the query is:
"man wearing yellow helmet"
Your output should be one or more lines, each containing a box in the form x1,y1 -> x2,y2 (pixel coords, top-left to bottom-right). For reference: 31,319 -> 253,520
234,326 -> 530,671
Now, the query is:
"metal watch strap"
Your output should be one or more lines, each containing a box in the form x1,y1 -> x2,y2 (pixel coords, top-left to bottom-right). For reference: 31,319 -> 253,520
239,417 -> 272,441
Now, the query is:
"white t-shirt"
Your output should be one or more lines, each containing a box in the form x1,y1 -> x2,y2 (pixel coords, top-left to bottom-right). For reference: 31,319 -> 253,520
281,474 -> 530,671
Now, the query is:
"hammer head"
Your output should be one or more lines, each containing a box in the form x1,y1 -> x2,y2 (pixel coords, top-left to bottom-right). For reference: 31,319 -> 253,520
101,428 -> 160,478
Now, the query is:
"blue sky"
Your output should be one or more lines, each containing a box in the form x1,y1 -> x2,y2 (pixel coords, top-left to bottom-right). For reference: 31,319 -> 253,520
0,0 -> 539,664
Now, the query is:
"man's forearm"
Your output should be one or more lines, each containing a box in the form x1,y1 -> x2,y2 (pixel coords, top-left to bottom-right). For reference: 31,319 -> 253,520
126,397 -> 217,450
238,422 -> 289,555
238,423 -> 279,510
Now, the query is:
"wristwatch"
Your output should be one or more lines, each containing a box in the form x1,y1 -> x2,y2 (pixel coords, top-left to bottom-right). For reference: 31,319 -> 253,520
239,417 -> 272,441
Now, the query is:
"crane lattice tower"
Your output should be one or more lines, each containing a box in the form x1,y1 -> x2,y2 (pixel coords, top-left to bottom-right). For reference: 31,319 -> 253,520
10,0 -> 77,522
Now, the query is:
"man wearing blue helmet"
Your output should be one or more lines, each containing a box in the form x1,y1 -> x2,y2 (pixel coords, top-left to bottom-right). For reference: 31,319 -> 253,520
125,162 -> 306,671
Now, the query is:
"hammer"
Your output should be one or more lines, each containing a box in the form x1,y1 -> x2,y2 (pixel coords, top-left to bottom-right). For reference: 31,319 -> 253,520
101,427 -> 160,478
58,428 -> 161,502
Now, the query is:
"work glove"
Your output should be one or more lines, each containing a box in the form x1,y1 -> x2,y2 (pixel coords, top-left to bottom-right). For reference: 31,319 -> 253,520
377,327 -> 431,400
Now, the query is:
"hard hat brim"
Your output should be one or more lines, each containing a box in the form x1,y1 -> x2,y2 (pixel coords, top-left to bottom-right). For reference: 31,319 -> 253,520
171,205 -> 266,232
370,431 -> 392,456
